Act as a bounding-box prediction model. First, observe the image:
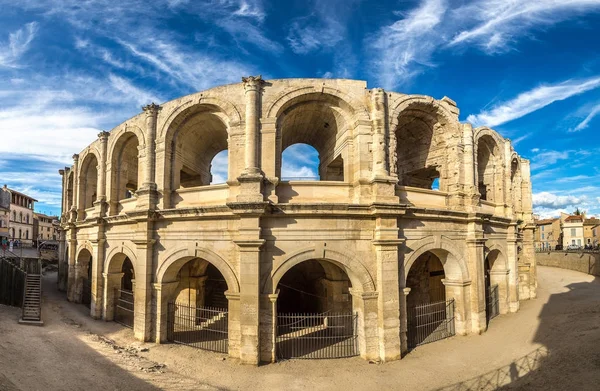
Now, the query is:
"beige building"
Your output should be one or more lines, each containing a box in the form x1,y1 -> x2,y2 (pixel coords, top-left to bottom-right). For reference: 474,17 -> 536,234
583,217 -> 599,248
6,186 -> 37,247
34,213 -> 59,242
563,214 -> 584,248
59,78 -> 536,364
535,218 -> 561,250
0,186 -> 9,241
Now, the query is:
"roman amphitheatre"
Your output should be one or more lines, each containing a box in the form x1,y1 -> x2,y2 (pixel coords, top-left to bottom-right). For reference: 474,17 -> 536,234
56,77 -> 536,365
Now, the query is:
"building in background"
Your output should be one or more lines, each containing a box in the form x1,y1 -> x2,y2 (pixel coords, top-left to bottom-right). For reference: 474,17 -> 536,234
33,212 -> 59,242
583,217 -> 600,248
5,185 -> 37,247
0,187 -> 9,241
563,214 -> 585,248
535,218 -> 561,250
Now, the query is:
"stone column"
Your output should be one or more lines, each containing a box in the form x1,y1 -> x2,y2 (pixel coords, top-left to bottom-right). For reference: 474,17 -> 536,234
57,228 -> 68,292
67,237 -> 77,301
227,291 -> 242,359
242,76 -> 263,175
442,279 -> 471,335
133,238 -> 155,341
503,140 -> 513,217
350,290 -> 379,360
399,287 -> 410,354
507,227 -> 520,312
59,169 -> 66,218
90,239 -> 105,319
154,281 -> 179,343
372,217 -> 402,361
371,88 -> 388,177
466,236 -> 487,333
102,272 -> 123,321
72,154 -> 82,221
259,292 -> 276,363
142,103 -> 161,189
96,131 -> 109,202
234,237 -> 264,365
462,123 -> 479,211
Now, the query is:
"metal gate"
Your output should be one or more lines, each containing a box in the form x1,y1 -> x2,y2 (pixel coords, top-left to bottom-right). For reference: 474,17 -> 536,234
115,289 -> 134,328
276,312 -> 358,359
407,299 -> 455,349
167,302 -> 228,353
0,257 -> 25,307
486,284 -> 500,323
82,278 -> 92,308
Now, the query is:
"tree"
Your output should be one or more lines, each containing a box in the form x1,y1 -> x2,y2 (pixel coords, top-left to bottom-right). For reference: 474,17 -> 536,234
574,208 -> 582,216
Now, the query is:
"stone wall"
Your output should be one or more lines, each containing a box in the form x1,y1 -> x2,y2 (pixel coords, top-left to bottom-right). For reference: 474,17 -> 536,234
536,252 -> 600,276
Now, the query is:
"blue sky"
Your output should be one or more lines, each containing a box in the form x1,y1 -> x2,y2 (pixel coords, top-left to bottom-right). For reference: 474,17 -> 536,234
1,0 -> 600,218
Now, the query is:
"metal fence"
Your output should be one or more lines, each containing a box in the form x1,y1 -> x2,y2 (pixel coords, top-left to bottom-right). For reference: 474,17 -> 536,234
486,284 -> 500,323
276,312 -> 358,359
0,257 -> 25,307
115,289 -> 134,329
407,299 -> 455,349
167,302 -> 228,353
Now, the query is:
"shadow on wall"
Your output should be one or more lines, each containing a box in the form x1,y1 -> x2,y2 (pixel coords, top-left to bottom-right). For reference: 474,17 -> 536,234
437,276 -> 600,390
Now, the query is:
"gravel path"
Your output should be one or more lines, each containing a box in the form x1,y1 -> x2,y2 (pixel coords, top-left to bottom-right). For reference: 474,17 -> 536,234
1,266 -> 599,391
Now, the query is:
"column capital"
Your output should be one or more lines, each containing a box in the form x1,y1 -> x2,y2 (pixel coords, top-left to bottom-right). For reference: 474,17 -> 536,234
242,75 -> 264,91
72,153 -> 79,162
142,102 -> 162,116
59,169 -> 65,175
97,131 -> 110,141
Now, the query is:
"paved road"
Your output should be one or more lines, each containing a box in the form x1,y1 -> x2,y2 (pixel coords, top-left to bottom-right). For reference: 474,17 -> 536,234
0,266 -> 599,390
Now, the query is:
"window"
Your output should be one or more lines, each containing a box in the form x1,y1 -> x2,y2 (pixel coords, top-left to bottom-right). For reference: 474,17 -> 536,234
541,226 -> 544,231
572,240 -> 575,245
577,239 -> 581,246
571,228 -> 576,236
541,233 -> 545,240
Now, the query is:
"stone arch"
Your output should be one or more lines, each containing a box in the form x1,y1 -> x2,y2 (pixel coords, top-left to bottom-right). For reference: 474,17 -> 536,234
106,124 -> 146,163
266,247 -> 376,294
404,236 -> 469,282
76,242 -> 94,264
104,243 -> 138,275
474,127 -> 506,151
485,244 -> 508,271
156,246 -> 239,292
265,85 -> 371,123
107,128 -> 144,213
389,95 -> 460,191
77,150 -> 100,211
159,95 -> 243,141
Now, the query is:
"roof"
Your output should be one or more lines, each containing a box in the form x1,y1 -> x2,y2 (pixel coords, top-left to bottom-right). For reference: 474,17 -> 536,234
584,218 -> 599,225
536,218 -> 557,225
7,187 -> 38,202
565,215 -> 584,222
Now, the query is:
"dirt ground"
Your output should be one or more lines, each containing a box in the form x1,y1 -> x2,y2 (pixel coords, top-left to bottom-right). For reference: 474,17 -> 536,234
1,266 -> 599,391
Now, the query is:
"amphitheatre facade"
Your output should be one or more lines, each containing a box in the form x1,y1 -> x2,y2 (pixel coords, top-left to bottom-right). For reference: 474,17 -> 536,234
58,77 -> 536,364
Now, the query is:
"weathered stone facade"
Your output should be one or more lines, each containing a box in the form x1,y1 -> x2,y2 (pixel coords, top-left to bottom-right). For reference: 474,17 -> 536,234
59,78 -> 535,364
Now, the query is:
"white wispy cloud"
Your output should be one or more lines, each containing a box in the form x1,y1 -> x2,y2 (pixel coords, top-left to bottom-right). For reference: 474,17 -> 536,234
467,76 -> 600,127
370,0 -> 447,88
533,191 -> 585,209
0,22 -> 39,68
450,0 -> 600,54
109,74 -> 163,106
530,150 -> 571,171
571,102 -> 600,132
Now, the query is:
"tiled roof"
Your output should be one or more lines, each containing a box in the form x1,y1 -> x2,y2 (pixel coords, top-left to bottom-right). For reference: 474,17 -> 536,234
536,218 -> 557,225
565,215 -> 584,222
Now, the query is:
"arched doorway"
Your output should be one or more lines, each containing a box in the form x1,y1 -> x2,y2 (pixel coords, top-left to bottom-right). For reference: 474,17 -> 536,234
76,249 -> 93,309
275,259 -> 357,359
405,251 -> 456,349
104,254 -> 136,328
109,132 -> 141,215
477,135 -> 502,203
165,258 -> 230,353
485,250 -> 502,324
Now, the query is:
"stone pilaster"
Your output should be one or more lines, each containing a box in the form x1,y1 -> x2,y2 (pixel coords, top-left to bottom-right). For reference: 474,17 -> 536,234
372,215 -> 402,361
507,224 -> 520,312
90,238 -> 106,319
94,131 -> 110,216
462,123 -> 479,211
66,237 -> 77,301
371,88 -> 388,178
441,279 -> 471,335
234,238 -> 264,365
154,281 -> 179,343
59,169 -> 66,218
227,291 -> 242,359
57,228 -> 68,292
133,237 -> 155,341
466,234 -> 487,333
259,292 -> 277,363
137,103 -> 161,210
102,272 -> 123,321
350,290 -> 379,360
72,154 -> 82,222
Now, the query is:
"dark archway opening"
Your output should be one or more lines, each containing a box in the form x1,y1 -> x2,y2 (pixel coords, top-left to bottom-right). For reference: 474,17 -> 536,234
275,260 -> 357,359
485,252 -> 500,324
406,251 -> 454,349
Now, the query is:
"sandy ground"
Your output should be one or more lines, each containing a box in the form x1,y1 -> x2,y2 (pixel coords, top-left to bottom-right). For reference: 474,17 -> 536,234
1,266 -> 599,391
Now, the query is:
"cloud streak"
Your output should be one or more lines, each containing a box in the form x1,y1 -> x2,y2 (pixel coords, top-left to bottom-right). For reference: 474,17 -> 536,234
468,76 -> 600,127
0,22 -> 39,68
571,103 -> 600,132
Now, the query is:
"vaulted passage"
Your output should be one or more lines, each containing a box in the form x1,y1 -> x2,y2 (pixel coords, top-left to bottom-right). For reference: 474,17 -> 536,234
79,155 -> 98,210
166,258 -> 229,353
395,106 -> 448,190
111,133 -> 140,213
277,96 -> 348,182
406,251 -> 455,349
477,135 -> 502,203
275,260 -> 357,359
171,108 -> 228,189
76,249 -> 93,309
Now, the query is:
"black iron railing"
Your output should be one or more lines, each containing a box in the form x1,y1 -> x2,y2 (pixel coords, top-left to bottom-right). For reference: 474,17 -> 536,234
0,257 -> 26,307
115,289 -> 134,329
407,299 -> 455,349
276,312 -> 358,359
167,302 -> 228,353
486,284 -> 500,323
